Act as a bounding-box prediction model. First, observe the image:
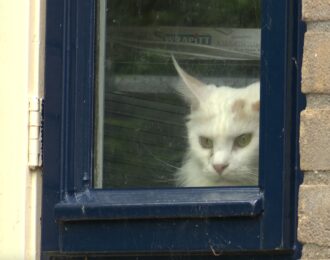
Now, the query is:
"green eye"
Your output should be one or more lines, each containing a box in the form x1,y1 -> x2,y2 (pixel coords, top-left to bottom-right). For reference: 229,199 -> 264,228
234,133 -> 252,148
199,136 -> 213,149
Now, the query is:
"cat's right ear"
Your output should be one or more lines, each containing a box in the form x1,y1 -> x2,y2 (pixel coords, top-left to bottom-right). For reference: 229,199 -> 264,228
172,55 -> 208,109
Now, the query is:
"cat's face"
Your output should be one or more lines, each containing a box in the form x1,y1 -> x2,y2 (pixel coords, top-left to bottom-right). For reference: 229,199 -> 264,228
186,84 -> 260,185
173,57 -> 260,185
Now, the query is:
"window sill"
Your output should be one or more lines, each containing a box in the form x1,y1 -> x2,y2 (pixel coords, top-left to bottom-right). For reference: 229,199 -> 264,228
55,187 -> 263,221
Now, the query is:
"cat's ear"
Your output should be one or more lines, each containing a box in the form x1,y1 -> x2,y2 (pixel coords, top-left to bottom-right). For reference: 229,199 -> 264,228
172,55 -> 208,109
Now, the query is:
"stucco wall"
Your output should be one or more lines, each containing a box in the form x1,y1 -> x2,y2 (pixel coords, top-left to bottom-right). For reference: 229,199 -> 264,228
299,0 -> 330,259
0,1 -> 44,259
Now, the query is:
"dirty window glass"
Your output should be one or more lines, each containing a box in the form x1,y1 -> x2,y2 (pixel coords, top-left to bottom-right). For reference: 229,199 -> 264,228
94,0 -> 261,188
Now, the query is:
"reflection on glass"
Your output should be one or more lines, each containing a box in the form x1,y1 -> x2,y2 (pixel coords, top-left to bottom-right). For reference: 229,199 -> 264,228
94,0 -> 261,188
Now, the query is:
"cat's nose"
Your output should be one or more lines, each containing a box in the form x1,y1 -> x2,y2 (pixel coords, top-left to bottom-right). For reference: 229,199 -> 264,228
213,163 -> 229,174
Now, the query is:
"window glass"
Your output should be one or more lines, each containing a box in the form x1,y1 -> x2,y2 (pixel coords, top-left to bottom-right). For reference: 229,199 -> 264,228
94,0 -> 261,188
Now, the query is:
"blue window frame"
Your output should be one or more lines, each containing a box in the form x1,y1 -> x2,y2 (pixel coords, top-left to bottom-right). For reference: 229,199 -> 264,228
42,0 -> 305,258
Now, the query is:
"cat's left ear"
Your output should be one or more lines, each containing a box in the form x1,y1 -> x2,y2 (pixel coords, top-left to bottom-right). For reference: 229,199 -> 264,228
172,55 -> 209,109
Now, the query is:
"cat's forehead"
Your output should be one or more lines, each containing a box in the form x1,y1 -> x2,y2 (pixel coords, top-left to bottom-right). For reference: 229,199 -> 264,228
211,85 -> 258,102
189,103 -> 258,130
231,98 -> 260,120
188,84 -> 259,136
199,86 -> 259,116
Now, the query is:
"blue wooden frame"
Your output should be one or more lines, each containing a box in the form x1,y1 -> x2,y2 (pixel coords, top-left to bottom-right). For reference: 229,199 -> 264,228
42,0 -> 305,258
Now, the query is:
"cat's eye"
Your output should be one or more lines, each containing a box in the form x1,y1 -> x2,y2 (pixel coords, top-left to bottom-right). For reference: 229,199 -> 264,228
199,136 -> 213,149
234,133 -> 253,148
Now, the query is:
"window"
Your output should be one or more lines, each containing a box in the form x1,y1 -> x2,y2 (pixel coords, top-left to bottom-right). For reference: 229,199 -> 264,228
94,0 -> 261,189
42,0 -> 303,258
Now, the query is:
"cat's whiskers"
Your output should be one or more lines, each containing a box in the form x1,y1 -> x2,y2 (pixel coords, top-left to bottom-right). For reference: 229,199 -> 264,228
140,143 -> 181,170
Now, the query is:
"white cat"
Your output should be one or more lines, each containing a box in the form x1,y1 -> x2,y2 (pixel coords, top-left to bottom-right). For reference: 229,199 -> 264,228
172,57 -> 260,187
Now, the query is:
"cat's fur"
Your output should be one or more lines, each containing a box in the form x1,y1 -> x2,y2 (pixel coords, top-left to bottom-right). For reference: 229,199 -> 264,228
173,57 -> 260,187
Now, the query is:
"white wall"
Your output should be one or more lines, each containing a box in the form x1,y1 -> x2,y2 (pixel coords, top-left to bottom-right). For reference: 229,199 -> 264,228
0,1 -> 45,259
